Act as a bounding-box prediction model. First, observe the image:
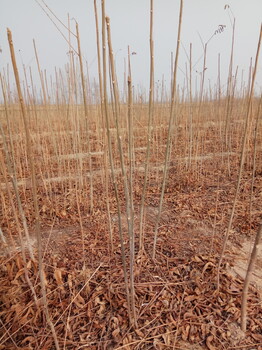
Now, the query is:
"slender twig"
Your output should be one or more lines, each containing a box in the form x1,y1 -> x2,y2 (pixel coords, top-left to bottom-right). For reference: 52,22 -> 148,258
75,22 -> 94,213
127,49 -> 136,327
152,0 -> 184,259
106,15 -> 137,327
241,224 -> 262,332
94,0 -> 113,249
7,28 -> 60,350
139,0 -> 154,252
218,23 -> 262,288
101,0 -> 131,322
248,96 -> 261,225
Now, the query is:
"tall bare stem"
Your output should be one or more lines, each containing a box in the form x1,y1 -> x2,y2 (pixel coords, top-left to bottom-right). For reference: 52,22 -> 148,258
7,28 -> 60,350
106,14 -> 137,327
217,23 -> 262,288
241,224 -> 262,332
75,22 -> 94,213
139,0 -> 155,251
101,0 -> 131,323
152,0 -> 183,259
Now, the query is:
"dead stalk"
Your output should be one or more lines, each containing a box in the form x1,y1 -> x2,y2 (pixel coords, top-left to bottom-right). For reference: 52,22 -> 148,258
106,15 -> 137,327
94,0 -> 113,249
224,18 -> 236,149
75,22 -> 94,213
7,28 -> 60,350
241,224 -> 262,332
0,151 -> 38,303
101,0 -> 131,323
217,23 -> 262,288
248,96 -> 261,224
139,0 -> 155,252
152,0 -> 183,259
127,48 -> 136,328
188,43 -> 193,168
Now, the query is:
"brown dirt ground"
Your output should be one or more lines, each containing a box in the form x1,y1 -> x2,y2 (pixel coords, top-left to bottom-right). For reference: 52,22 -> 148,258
0,155 -> 261,349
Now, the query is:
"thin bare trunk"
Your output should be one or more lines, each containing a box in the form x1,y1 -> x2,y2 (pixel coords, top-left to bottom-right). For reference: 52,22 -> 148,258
127,48 -> 136,328
241,224 -> 262,332
224,19 -> 236,147
249,96 -> 261,224
188,43 -> 193,168
217,24 -> 262,288
139,0 -> 154,251
75,22 -> 94,213
106,15 -> 137,328
101,0 -> 131,322
7,28 -> 60,350
94,0 -> 113,249
152,0 -> 183,259
0,151 -> 38,302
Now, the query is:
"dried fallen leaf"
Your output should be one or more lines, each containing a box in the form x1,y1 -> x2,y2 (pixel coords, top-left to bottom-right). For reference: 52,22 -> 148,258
21,336 -> 35,344
202,261 -> 215,274
182,324 -> 190,341
206,335 -> 216,350
15,268 -> 25,280
74,294 -> 85,308
184,294 -> 197,302
54,268 -> 64,288
193,255 -> 203,263
252,333 -> 262,342
112,327 -> 120,339
135,329 -> 144,338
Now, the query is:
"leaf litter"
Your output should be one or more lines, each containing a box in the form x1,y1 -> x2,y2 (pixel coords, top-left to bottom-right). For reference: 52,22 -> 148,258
0,239 -> 261,349
0,162 -> 261,349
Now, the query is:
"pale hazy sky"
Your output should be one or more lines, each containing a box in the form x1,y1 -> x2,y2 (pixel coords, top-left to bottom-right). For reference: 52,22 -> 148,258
0,0 -> 261,98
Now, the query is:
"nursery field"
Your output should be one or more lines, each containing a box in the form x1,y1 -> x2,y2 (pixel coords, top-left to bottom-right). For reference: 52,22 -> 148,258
0,1 -> 262,349
0,98 -> 261,349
